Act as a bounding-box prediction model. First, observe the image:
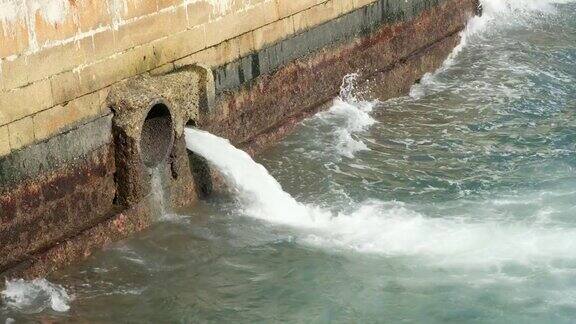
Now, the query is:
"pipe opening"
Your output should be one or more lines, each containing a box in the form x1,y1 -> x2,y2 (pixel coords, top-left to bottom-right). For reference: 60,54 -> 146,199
141,103 -> 174,168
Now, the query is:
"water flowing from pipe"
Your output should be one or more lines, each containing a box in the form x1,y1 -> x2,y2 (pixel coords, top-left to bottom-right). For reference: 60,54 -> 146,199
184,128 -> 576,268
149,166 -> 168,218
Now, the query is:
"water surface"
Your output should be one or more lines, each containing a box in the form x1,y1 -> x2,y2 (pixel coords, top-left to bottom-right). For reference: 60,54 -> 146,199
2,1 -> 576,322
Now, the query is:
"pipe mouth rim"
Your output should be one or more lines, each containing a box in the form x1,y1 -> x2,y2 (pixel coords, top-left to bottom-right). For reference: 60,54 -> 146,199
140,100 -> 174,168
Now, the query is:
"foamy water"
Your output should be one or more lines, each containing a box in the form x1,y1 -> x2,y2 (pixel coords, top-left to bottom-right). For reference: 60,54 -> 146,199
185,128 -> 576,269
180,0 -> 576,299
410,0 -> 576,98
314,74 -> 377,158
1,279 -> 71,314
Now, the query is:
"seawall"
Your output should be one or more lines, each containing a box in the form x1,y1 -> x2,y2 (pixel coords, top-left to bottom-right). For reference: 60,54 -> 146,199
0,0 -> 480,277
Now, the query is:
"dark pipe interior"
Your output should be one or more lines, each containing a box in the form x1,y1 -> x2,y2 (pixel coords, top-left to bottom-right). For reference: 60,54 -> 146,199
141,103 -> 174,168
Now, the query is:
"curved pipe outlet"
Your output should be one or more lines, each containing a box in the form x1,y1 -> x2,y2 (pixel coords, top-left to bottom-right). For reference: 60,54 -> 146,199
141,103 -> 174,168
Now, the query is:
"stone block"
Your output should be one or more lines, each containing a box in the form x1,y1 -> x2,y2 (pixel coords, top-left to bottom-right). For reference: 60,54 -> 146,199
8,117 -> 34,150
78,43 -> 157,94
158,0 -> 182,9
50,71 -> 81,105
0,13 -> 29,58
0,80 -> 53,125
205,0 -> 235,20
75,0 -> 113,32
293,0 -> 342,33
214,61 -> 241,93
186,0 -> 212,28
118,0 -> 158,20
31,3 -> 79,48
237,32 -> 255,58
1,56 -> 28,90
253,17 -> 294,51
0,125 -> 10,157
276,0 -> 318,18
33,92 -> 102,142
32,104 -> 66,142
353,0 -> 378,9
175,39 -> 240,68
0,63 -> 4,92
338,0 -> 354,13
86,29 -> 117,62
116,7 -> 188,52
214,53 -> 258,92
205,1 -> 278,47
151,25 -> 207,66
239,54 -> 256,83
2,41 -> 88,90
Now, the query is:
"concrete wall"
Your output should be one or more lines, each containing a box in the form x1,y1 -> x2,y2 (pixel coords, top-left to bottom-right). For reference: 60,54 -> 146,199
0,0 -> 376,157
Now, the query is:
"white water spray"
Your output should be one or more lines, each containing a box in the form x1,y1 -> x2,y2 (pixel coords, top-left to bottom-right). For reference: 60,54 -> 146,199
1,279 -> 71,313
185,128 -> 576,268
318,74 -> 377,158
410,0 -> 576,98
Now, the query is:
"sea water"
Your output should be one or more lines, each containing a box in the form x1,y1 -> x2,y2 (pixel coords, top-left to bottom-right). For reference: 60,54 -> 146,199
2,0 -> 575,322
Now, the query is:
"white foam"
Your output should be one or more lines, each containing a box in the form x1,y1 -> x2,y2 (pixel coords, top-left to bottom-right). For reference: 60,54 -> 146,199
185,129 -> 576,269
410,0 -> 576,99
304,200 -> 576,268
334,128 -> 369,159
326,98 -> 375,133
317,74 -> 377,158
326,98 -> 374,158
1,279 -> 71,313
185,128 -> 315,227
481,0 -> 574,14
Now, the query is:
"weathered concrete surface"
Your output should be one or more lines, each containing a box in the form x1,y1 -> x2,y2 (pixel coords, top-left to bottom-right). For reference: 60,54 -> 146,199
0,116 -> 113,186
0,116 -> 115,273
0,125 -> 116,273
108,69 -> 207,208
3,139 -> 198,279
2,202 -> 153,279
203,0 -> 479,154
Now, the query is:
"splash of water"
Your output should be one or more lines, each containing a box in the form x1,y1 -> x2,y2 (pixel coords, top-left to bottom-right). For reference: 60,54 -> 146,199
317,74 -> 377,158
410,0 -> 576,98
185,128 -> 315,227
185,128 -> 576,268
1,279 -> 71,313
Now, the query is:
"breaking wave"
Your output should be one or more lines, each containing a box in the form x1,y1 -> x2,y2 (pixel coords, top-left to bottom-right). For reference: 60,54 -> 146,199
1,279 -> 71,314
